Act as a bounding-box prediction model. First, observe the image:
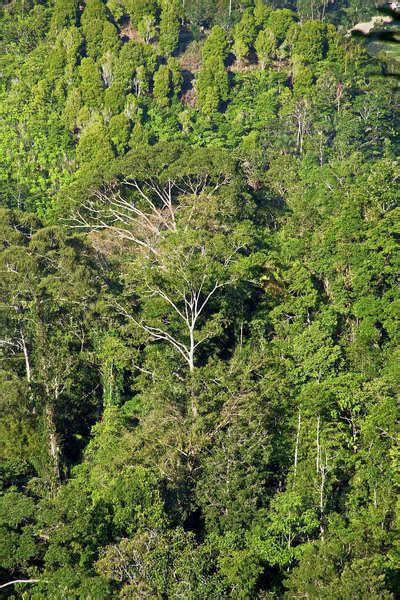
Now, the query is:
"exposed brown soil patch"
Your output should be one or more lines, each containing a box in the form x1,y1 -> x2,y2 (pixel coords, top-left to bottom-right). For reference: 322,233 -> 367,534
119,20 -> 140,42
177,40 -> 203,73
181,87 -> 197,107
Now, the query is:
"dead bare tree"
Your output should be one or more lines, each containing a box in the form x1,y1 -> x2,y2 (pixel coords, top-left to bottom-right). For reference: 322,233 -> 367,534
71,170 -> 231,255
72,183 -> 176,257
72,167 -> 245,384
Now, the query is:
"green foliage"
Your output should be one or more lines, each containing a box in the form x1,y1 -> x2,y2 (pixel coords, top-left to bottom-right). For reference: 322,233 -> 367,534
168,56 -> 183,97
233,10 -> 257,62
197,56 -> 229,115
267,8 -> 297,45
153,63 -> 171,106
294,20 -> 328,65
138,13 -> 157,44
106,0 -> 126,22
124,0 -> 159,27
202,25 -> 231,64
108,112 -> 132,154
159,0 -> 181,56
0,2 -> 398,598
255,27 -> 277,68
254,0 -> 271,28
50,0 -> 79,32
104,82 -> 126,114
76,120 -> 115,167
80,0 -> 108,24
184,0 -> 218,26
79,57 -> 104,109
0,491 -> 37,570
82,18 -> 120,61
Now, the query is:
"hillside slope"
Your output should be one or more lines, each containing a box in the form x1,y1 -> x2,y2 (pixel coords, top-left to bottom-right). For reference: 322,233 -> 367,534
0,1 -> 398,598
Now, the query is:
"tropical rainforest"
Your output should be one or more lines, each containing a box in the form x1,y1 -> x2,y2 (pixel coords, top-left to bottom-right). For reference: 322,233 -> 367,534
0,0 -> 399,598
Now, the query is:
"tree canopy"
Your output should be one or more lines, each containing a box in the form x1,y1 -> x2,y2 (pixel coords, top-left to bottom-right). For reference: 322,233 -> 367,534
0,0 -> 398,597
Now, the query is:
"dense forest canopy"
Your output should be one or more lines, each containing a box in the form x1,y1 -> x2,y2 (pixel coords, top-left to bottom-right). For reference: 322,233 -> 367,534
0,0 -> 399,598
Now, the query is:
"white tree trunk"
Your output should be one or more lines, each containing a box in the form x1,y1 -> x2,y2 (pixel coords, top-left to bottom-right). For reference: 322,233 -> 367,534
293,409 -> 301,480
20,329 -> 31,384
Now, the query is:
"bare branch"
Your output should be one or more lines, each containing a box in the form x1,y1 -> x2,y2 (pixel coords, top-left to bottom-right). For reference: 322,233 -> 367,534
196,281 -> 226,320
114,302 -> 190,365
151,287 -> 188,324
0,580 -> 42,590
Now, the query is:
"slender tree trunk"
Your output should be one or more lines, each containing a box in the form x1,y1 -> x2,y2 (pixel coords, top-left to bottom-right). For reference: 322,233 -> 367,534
188,327 -> 195,373
44,392 -> 61,489
319,455 -> 326,539
373,485 -> 377,509
316,415 -> 326,538
20,329 -> 31,384
316,415 -> 320,474
190,374 -> 198,418
294,409 -> 301,480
